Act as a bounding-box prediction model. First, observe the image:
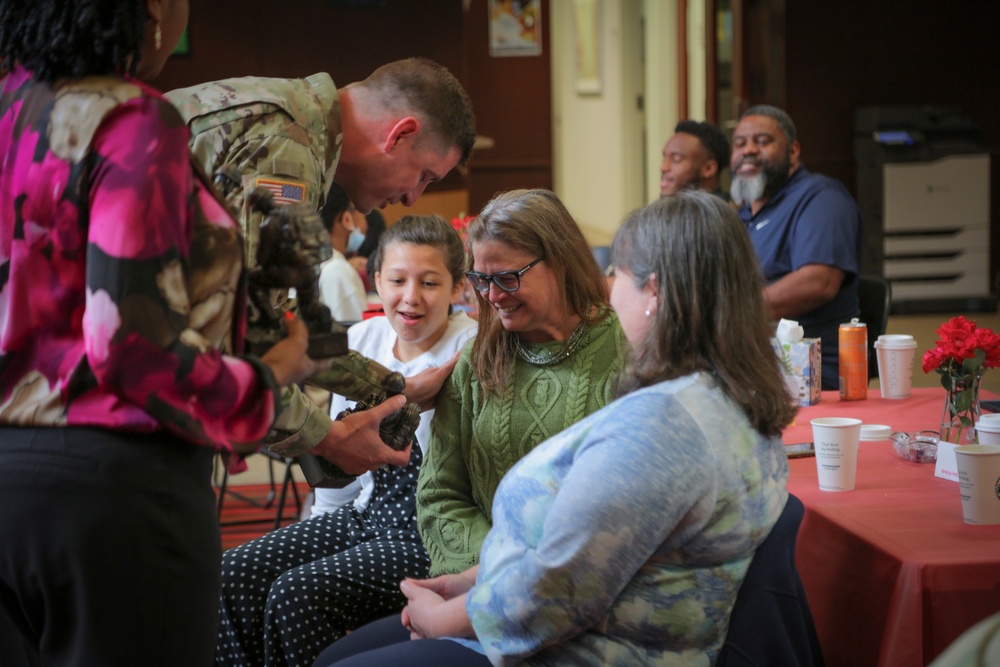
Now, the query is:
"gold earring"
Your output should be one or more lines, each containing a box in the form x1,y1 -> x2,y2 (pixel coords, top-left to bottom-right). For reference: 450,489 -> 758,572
154,23 -> 162,50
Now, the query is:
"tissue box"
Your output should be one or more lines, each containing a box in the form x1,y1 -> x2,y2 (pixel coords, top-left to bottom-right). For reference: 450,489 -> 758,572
771,338 -> 822,406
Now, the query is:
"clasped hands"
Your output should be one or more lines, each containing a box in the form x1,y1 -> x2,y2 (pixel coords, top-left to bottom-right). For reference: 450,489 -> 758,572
399,567 -> 478,641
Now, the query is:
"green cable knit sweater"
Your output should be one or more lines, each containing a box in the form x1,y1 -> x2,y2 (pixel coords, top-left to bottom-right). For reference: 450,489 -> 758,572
417,312 -> 627,576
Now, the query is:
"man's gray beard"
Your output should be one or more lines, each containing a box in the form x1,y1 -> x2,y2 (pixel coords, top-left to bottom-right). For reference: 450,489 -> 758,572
730,172 -> 766,206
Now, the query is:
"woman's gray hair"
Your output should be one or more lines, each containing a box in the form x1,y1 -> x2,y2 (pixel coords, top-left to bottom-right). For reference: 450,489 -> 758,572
611,190 -> 796,435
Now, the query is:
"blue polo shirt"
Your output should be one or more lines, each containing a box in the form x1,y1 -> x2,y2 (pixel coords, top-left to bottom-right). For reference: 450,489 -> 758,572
738,166 -> 862,390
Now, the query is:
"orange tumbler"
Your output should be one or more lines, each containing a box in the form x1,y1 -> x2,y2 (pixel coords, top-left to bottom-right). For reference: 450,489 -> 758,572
839,318 -> 868,401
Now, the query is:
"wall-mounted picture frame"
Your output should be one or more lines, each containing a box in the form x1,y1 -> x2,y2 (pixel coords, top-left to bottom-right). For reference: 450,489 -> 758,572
489,0 -> 543,57
573,0 -> 602,95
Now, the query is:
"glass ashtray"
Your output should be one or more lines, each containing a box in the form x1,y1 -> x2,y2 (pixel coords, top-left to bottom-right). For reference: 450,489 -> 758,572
891,430 -> 940,463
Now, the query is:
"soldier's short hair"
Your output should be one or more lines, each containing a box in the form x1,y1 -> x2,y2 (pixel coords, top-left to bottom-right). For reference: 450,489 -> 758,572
359,58 -> 477,168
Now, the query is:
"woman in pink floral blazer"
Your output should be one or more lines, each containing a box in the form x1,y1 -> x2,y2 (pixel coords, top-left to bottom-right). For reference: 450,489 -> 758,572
0,1 -> 322,665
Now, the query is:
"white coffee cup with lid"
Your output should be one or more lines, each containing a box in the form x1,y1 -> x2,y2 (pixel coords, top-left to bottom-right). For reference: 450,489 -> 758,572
975,416 -> 1000,446
875,334 -> 917,399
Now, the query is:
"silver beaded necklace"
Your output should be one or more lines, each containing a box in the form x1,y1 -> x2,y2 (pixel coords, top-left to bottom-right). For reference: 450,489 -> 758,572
514,322 -> 588,366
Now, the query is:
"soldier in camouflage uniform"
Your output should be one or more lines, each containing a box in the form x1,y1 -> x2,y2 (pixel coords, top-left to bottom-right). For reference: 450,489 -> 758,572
165,58 -> 476,483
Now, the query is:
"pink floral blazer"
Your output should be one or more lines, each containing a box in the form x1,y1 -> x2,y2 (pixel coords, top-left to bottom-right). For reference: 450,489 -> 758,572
0,66 -> 278,451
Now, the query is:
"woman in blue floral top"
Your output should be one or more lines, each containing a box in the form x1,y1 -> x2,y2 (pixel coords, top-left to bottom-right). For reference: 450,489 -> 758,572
314,191 -> 797,667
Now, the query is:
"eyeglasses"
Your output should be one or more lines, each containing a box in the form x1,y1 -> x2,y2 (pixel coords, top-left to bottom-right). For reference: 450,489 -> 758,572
466,257 -> 544,293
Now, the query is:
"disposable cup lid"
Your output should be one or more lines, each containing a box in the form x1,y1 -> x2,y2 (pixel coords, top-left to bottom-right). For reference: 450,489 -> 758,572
975,418 -> 1000,433
860,424 -> 893,441
874,335 -> 917,349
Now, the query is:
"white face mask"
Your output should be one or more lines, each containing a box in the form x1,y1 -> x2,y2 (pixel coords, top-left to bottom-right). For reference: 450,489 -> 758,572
346,227 -> 365,254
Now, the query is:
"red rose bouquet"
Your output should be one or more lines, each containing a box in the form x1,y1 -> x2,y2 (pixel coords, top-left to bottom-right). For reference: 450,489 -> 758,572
450,214 -> 475,241
922,316 -> 1000,443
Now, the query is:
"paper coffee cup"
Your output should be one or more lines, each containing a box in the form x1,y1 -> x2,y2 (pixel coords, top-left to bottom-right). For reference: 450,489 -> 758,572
875,335 -> 917,399
954,444 -> 1000,525
811,417 -> 862,491
975,418 -> 1000,446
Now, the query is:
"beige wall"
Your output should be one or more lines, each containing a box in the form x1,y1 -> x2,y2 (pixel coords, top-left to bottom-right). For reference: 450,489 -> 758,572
550,0 -> 650,246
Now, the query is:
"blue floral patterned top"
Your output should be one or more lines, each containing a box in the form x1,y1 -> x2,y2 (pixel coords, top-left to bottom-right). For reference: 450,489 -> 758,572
462,372 -> 790,666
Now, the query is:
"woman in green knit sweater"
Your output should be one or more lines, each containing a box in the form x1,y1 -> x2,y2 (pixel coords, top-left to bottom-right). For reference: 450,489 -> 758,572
417,188 -> 627,576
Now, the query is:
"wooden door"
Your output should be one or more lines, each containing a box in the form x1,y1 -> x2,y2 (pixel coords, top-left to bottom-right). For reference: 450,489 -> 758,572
461,0 -> 553,213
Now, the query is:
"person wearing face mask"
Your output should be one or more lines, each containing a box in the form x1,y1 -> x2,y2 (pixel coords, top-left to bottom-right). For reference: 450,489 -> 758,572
345,216 -> 367,255
730,104 -> 861,390
165,59 -> 478,483
318,183 -> 368,324
347,209 -> 387,293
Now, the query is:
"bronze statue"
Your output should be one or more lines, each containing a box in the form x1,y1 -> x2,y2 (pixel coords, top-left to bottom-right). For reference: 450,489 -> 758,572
244,186 -> 345,358
214,167 -> 421,487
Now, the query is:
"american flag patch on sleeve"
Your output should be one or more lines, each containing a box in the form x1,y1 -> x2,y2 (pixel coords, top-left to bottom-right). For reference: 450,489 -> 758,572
255,178 -> 307,205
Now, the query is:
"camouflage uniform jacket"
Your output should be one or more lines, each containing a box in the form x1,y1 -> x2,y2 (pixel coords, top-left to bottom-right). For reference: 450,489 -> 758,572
167,74 -> 347,457
166,72 -> 342,263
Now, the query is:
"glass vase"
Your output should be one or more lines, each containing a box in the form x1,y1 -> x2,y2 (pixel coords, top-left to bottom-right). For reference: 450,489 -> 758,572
939,373 -> 983,444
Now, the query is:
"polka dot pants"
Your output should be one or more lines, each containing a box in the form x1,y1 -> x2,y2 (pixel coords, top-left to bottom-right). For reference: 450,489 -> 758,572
215,447 -> 429,667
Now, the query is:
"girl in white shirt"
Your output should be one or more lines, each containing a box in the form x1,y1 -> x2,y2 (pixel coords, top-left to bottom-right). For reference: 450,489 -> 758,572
216,215 -> 477,667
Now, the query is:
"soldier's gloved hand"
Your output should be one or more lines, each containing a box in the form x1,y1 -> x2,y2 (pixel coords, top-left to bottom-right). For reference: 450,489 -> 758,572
403,349 -> 462,411
311,395 -> 412,475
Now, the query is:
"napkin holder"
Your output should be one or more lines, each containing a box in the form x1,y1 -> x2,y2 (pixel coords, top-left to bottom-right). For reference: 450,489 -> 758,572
771,337 -> 822,407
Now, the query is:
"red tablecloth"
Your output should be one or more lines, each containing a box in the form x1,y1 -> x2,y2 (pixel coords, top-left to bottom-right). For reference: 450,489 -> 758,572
784,388 -> 1000,667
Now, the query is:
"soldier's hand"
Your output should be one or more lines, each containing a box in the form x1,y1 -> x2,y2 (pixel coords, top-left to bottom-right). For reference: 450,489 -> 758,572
260,314 -> 334,386
312,395 -> 412,475
403,349 -> 461,411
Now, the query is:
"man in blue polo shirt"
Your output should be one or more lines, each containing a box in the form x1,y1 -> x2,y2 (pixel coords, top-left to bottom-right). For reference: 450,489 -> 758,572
731,104 -> 861,390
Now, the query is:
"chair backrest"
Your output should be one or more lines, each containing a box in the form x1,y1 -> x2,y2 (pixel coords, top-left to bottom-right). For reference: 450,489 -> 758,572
716,494 -> 825,667
857,275 -> 891,380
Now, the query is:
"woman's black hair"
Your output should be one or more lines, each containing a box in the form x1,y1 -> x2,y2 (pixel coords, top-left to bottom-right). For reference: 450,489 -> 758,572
356,209 -> 386,259
319,182 -> 352,234
0,0 -> 147,82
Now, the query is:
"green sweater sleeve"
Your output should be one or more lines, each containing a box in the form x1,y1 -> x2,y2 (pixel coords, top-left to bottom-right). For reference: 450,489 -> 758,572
417,350 -> 492,576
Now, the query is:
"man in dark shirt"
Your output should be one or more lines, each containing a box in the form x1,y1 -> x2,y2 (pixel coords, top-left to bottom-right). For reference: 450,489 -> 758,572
731,104 -> 861,390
